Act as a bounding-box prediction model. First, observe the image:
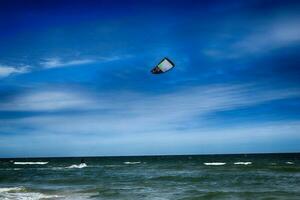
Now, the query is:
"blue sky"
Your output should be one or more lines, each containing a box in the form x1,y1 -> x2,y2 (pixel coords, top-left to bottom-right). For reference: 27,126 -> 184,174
0,0 -> 300,157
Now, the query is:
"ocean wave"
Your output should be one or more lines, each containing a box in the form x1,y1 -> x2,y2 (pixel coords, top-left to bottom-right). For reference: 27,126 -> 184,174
0,187 -> 62,200
124,161 -> 141,165
105,164 -> 123,167
66,163 -> 87,169
286,161 -> 294,165
0,187 -> 24,193
204,162 -> 226,166
234,162 -> 252,165
13,161 -> 48,165
0,168 -> 22,171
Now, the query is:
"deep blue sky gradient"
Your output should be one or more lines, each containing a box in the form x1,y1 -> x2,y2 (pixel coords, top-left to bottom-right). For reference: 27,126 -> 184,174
0,0 -> 300,157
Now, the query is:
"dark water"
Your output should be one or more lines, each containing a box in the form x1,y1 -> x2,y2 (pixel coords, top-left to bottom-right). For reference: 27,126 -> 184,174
0,153 -> 300,200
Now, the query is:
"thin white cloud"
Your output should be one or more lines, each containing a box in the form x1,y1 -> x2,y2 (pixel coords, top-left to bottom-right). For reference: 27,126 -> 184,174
1,84 -> 300,156
41,58 -> 95,69
203,16 -> 300,59
1,120 -> 299,157
0,65 -> 30,78
41,55 -> 130,69
1,84 -> 299,134
98,55 -> 132,62
0,55 -> 130,78
0,89 -> 100,111
232,20 -> 300,54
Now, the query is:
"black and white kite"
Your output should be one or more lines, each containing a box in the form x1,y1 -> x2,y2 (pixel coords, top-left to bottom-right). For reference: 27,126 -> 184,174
151,57 -> 175,74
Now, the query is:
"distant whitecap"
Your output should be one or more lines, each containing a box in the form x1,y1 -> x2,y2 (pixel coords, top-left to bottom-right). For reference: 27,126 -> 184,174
0,187 -> 62,199
66,163 -> 87,169
204,162 -> 226,166
286,161 -> 294,165
234,162 -> 252,165
14,162 -> 48,165
0,187 -> 23,193
124,161 -> 141,165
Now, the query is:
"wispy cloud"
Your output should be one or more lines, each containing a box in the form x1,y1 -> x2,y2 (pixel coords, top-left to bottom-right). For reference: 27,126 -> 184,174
232,19 -> 300,54
1,119 -> 299,157
0,55 -> 130,79
41,55 -> 131,69
1,84 -> 299,137
1,84 -> 299,113
0,58 -> 95,78
203,16 -> 300,59
41,58 -> 95,69
0,65 -> 30,78
0,89 -> 99,111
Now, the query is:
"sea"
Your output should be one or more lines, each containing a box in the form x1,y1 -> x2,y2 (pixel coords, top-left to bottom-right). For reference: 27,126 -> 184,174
0,153 -> 299,200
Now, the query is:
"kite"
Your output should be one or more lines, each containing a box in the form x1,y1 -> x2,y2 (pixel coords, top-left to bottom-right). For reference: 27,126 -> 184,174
151,57 -> 175,74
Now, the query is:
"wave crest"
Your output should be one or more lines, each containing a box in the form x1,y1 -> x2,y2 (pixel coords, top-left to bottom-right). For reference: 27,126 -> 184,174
0,187 -> 62,199
204,162 -> 226,166
234,162 -> 252,165
124,161 -> 141,165
0,187 -> 24,193
14,162 -> 48,165
286,161 -> 294,165
66,163 -> 87,169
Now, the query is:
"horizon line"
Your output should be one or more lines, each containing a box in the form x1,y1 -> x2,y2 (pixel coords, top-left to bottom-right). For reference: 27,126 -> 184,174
1,151 -> 299,160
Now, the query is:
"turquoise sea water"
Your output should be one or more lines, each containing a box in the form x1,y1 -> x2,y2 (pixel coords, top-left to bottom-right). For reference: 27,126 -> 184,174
0,153 -> 299,199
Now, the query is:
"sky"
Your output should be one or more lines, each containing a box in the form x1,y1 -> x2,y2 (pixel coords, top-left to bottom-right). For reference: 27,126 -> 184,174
0,0 -> 300,158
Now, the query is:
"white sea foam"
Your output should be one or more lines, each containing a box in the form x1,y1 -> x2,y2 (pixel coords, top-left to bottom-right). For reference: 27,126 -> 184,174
0,187 -> 23,193
13,162 -> 48,165
286,161 -> 294,165
0,187 -> 62,200
0,168 -> 22,171
49,167 -> 65,170
124,161 -> 141,165
204,162 -> 226,166
0,188 -> 62,200
234,162 -> 252,165
66,163 -> 87,169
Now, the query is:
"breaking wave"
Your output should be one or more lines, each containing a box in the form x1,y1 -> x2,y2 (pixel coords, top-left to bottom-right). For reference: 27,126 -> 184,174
0,187 -> 23,193
286,161 -> 294,165
66,163 -> 87,169
234,162 -> 252,165
13,162 -> 48,165
204,162 -> 226,166
124,161 -> 141,165
0,187 -> 62,200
